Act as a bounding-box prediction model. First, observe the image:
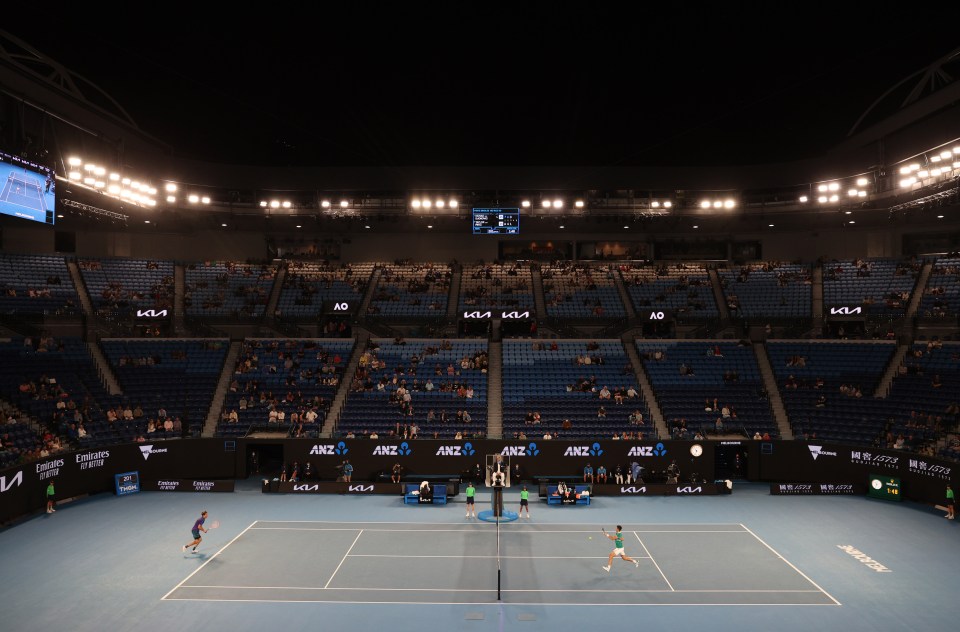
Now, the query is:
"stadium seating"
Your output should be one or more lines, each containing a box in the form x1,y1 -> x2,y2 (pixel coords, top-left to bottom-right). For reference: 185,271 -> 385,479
541,263 -> 626,318
367,263 -> 451,318
619,263 -> 718,319
718,262 -> 811,320
918,257 -> 960,319
459,262 -> 534,313
822,257 -> 920,318
501,340 -> 649,439
0,253 -> 79,315
276,261 -> 374,320
184,261 -> 277,319
77,257 -> 174,318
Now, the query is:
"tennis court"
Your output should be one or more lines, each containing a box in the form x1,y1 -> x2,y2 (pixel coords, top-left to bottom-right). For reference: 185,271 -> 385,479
164,520 -> 837,606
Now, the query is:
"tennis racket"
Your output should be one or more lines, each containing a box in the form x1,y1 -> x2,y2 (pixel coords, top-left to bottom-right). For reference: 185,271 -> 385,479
208,520 -> 220,529
601,527 -> 606,534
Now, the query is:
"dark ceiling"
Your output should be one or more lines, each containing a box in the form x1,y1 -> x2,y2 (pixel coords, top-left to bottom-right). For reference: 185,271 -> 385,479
5,7 -> 958,169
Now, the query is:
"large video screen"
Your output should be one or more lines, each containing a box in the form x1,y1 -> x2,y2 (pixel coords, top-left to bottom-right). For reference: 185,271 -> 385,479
472,207 -> 519,234
0,150 -> 55,225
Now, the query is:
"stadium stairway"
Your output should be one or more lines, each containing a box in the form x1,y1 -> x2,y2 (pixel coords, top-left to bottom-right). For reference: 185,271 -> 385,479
623,338 -> 667,439
264,264 -> 287,322
65,259 -> 94,317
707,268 -> 731,321
87,341 -> 122,396
812,264 -> 823,330
173,263 -> 186,335
753,342 -> 792,439
322,338 -> 365,438
201,340 -> 242,436
905,260 -> 933,320
358,266 -> 382,316
446,265 -> 462,320
613,270 -> 637,319
874,343 -> 910,398
486,340 -> 503,438
531,264 -> 547,320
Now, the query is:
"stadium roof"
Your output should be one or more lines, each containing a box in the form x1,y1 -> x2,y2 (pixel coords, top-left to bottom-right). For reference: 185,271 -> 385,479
5,6 -> 958,170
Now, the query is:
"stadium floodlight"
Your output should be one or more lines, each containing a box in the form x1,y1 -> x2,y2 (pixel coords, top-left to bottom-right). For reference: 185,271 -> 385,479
899,177 -> 916,188
848,189 -> 858,197
845,210 -> 852,215
857,191 -> 866,197
109,173 -> 120,182
201,196 -> 211,204
295,225 -> 301,229
724,199 -> 735,209
427,224 -> 433,229
664,201 -> 672,208
908,163 -> 921,172
817,184 -> 828,192
899,165 -> 912,175
436,199 -> 445,209
700,200 -> 711,209
188,194 -> 199,203
692,225 -> 698,229
107,184 -> 120,195
165,183 -> 178,192
541,200 -> 551,208
856,177 -> 869,186
817,195 -> 828,203
321,200 -> 331,208
270,200 -> 280,208
166,195 -> 176,203
713,200 -> 723,209
221,223 -> 227,227
68,157 -> 81,166
827,182 -> 840,192
575,200 -> 585,208
918,170 -> 929,178
259,201 -> 268,207
83,177 -> 95,185
69,171 -> 81,180
422,199 -> 432,209
931,168 -> 942,176
829,194 -> 839,202
799,195 -> 809,203
553,199 -> 563,208
449,199 -> 458,208
941,151 -> 952,159
931,155 -> 942,163
282,201 -> 292,208
768,224 -> 775,227
340,200 -> 349,208
521,200 -> 531,208
411,199 -> 421,209
559,225 -> 565,229
651,201 -> 660,208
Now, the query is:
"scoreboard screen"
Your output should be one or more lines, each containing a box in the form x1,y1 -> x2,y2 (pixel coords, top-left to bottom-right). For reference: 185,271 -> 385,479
867,474 -> 901,501
472,208 -> 520,235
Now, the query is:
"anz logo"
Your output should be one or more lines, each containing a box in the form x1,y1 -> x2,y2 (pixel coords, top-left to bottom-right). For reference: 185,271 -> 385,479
627,443 -> 667,457
373,442 -> 412,456
830,307 -> 862,315
435,442 -> 477,456
136,309 -> 168,318
463,311 -> 492,319
310,442 -> 348,455
501,311 -> 530,319
564,442 -> 604,457
501,442 -> 540,457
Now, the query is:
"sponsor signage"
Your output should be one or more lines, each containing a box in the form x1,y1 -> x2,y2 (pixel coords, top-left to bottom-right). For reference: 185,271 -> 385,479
500,443 -> 540,456
267,481 -> 401,494
1,470 -> 24,493
907,458 -> 952,481
837,545 -> 892,573
35,458 -> 65,481
807,445 -> 838,461
638,309 -> 673,321
135,309 -> 169,319
435,442 -> 477,456
372,442 -> 412,456
770,483 -> 862,495
627,443 -> 668,457
76,450 -> 110,470
140,479 -> 235,492
114,471 -> 140,495
590,483 -> 728,496
851,450 -> 898,470
139,444 -> 169,461
563,442 -> 604,457
461,310 -> 532,319
309,442 -> 349,456
828,306 -> 863,316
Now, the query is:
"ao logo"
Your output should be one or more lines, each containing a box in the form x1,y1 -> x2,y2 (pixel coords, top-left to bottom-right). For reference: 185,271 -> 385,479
648,311 -> 666,320
333,303 -> 349,311
136,309 -> 168,318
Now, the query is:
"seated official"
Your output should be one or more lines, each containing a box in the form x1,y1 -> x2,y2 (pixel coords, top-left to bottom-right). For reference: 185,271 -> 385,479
490,455 -> 506,486
419,480 -> 433,501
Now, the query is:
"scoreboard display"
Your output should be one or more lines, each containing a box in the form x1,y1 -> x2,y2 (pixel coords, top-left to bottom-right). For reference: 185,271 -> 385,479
472,208 -> 520,234
867,474 -> 901,501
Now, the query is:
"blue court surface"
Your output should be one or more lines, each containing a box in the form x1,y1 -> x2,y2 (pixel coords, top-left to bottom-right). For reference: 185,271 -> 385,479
0,480 -> 956,632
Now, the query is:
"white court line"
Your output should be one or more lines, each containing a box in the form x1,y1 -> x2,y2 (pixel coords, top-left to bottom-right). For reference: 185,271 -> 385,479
634,532 -> 674,591
345,554 -> 653,559
177,585 -> 824,593
324,529 -> 363,589
249,520 -> 747,526
249,527 -> 747,533
739,523 -> 841,606
158,598 -> 840,606
161,520 -> 259,600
